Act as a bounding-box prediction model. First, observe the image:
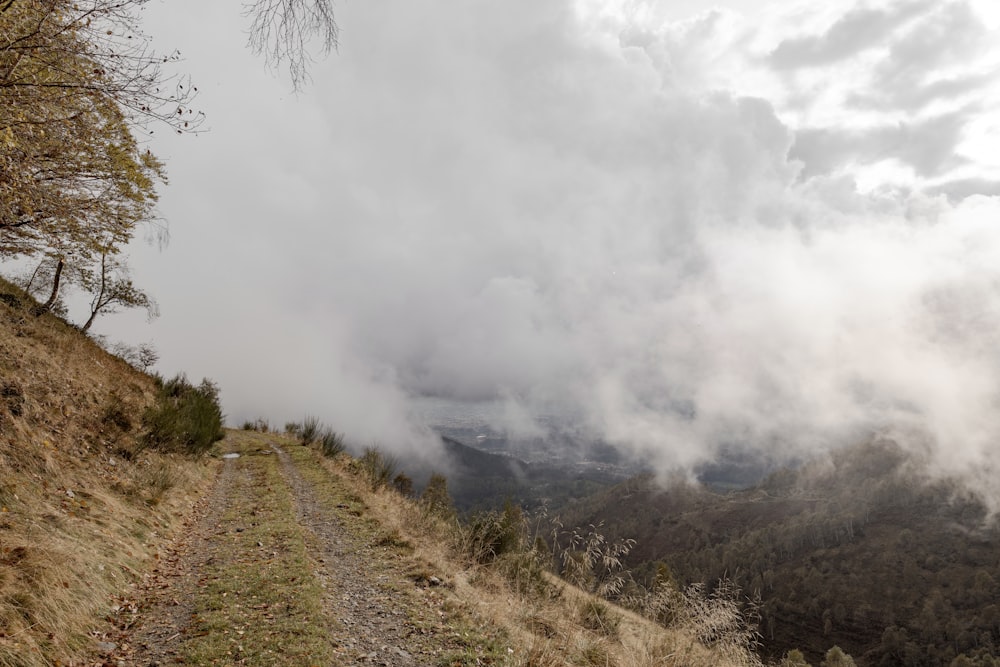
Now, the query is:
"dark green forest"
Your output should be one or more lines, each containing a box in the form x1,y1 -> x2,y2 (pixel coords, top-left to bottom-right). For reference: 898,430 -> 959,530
393,436 -> 622,514
557,438 -> 1000,666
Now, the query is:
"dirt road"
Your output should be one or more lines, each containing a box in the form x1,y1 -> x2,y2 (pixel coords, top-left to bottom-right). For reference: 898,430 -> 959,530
100,432 -> 505,666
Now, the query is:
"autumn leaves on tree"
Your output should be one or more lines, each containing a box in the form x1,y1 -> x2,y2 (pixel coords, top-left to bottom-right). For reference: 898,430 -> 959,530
1,0 -> 338,330
0,0 -> 193,324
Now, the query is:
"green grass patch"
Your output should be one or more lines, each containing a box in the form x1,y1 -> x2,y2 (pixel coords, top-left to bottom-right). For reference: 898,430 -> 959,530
435,628 -> 510,667
284,445 -> 385,539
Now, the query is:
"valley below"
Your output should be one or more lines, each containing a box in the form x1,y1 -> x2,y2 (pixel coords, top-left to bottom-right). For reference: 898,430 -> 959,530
409,402 -> 1000,665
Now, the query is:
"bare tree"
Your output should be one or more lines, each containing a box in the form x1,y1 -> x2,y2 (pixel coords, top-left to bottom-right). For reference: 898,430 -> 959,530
135,342 -> 159,371
106,339 -> 159,371
79,250 -> 158,333
245,0 -> 339,90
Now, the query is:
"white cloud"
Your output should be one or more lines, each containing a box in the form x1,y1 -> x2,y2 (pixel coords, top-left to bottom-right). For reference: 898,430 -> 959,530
767,0 -> 934,69
89,0 -> 1000,505
601,0 -> 1000,190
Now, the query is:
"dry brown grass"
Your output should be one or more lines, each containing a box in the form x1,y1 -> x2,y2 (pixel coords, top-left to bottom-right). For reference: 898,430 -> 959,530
0,278 -> 213,666
304,440 -> 753,667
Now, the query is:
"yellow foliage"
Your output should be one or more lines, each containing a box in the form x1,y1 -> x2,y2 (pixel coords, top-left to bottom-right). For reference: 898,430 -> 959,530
0,0 -> 172,272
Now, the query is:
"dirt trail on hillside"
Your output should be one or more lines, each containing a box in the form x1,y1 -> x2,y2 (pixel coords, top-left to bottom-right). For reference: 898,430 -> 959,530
106,455 -> 240,666
270,443 -> 438,666
103,440 -> 474,666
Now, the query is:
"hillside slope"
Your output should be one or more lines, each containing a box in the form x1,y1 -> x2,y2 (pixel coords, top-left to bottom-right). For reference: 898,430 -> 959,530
558,438 -> 1000,666
0,277 -> 213,665
391,435 -> 623,514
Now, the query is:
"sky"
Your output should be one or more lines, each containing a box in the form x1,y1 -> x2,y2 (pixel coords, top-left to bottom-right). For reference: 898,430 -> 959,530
91,0 -> 1000,500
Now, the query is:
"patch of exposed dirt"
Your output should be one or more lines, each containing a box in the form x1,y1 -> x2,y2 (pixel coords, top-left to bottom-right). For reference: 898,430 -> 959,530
272,445 -> 500,667
271,443 -> 447,666
100,456 -> 236,665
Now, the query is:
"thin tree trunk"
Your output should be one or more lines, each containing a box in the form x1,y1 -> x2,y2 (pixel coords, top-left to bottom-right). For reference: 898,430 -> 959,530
80,309 -> 97,333
80,253 -> 107,333
36,257 -> 63,315
24,260 -> 43,294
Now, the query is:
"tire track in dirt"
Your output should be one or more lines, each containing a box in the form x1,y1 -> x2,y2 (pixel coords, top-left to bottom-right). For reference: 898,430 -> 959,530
106,455 -> 239,666
271,443 -> 440,667
100,436 -> 499,666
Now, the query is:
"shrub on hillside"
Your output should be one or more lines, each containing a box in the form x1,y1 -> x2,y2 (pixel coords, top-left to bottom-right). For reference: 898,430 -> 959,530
466,502 -> 525,565
578,598 -> 621,638
676,579 -> 763,667
627,571 -> 685,627
319,429 -> 345,458
556,523 -> 635,598
778,649 -> 812,666
392,472 -> 413,496
101,392 -> 133,432
241,417 -> 270,432
141,374 -> 224,456
299,416 -> 320,445
359,446 -> 397,490
464,502 -> 555,597
420,473 -> 456,520
820,646 -> 856,667
104,340 -> 159,371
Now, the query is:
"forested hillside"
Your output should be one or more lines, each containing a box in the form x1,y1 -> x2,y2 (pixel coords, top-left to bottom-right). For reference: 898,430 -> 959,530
390,436 -> 622,514
559,438 -> 1000,666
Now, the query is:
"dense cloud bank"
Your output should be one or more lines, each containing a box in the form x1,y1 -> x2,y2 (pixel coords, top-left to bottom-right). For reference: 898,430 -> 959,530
134,1 -> 1000,502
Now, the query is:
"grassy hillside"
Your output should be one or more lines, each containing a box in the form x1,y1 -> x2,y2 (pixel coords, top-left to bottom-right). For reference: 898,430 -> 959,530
0,276 -> 213,666
1,274 -> 761,666
285,430 -> 763,667
557,438 -> 1000,666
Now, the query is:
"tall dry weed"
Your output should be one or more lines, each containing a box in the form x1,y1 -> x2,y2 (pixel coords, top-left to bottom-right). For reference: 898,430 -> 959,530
555,522 -> 635,599
673,580 -> 763,667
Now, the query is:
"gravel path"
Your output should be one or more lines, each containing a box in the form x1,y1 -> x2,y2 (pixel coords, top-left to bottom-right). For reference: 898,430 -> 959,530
271,443 -> 437,666
106,455 -> 240,666
99,436 -> 497,666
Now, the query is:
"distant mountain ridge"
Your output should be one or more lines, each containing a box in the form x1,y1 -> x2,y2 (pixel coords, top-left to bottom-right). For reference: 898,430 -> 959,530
386,434 -> 625,514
